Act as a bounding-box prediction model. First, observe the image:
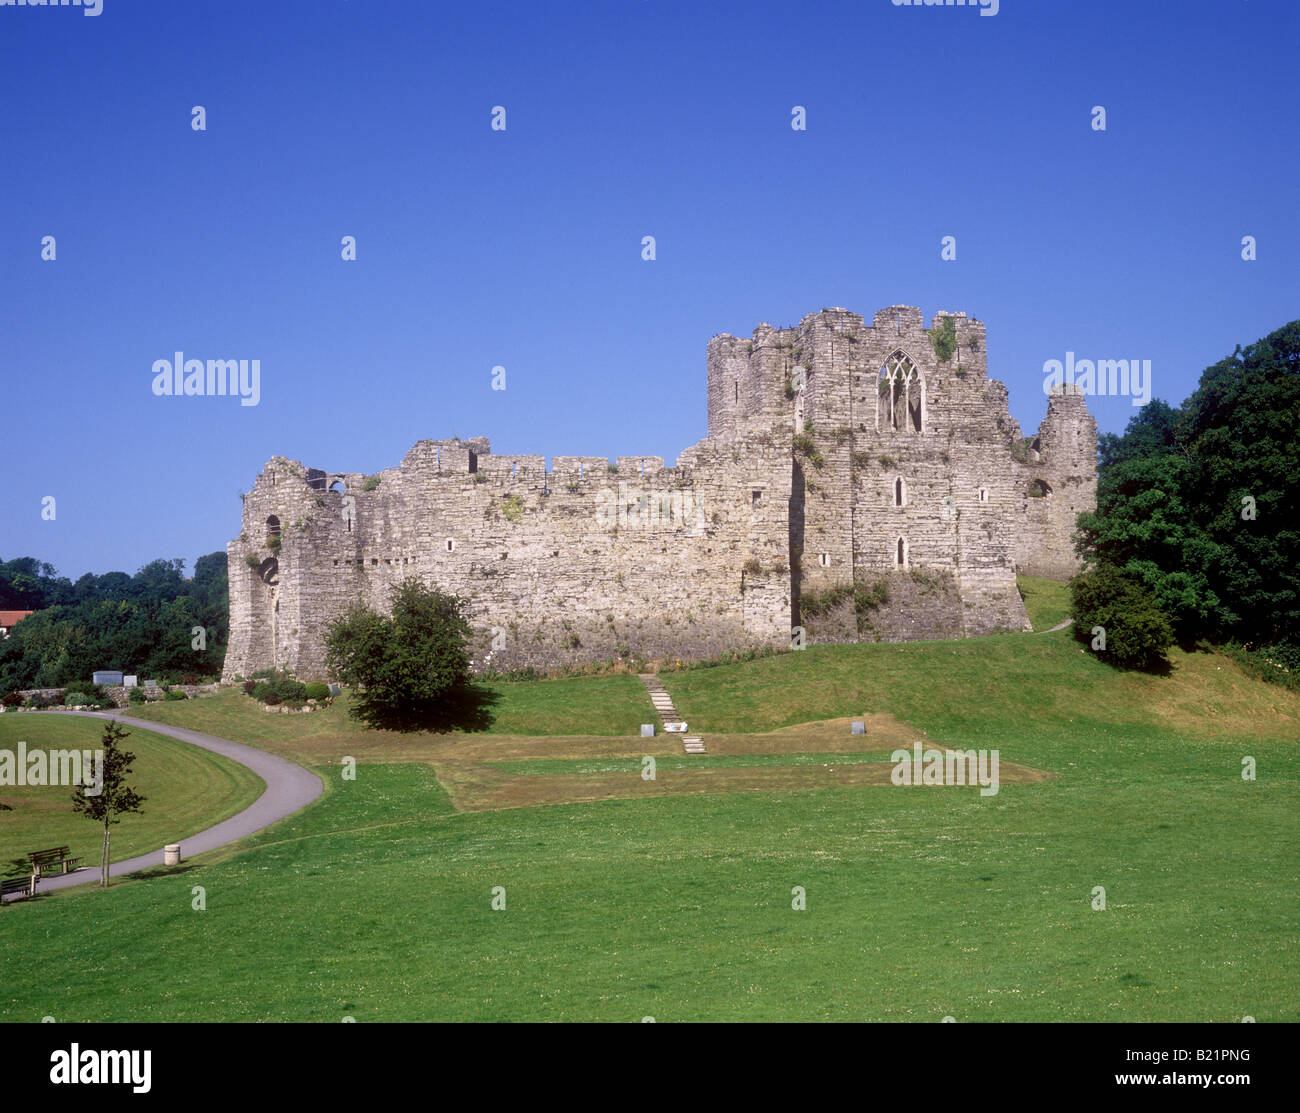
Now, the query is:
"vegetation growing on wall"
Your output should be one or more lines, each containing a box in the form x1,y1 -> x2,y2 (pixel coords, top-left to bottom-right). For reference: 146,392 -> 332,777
928,315 -> 957,362
792,433 -> 824,469
501,494 -> 526,522
800,579 -> 890,620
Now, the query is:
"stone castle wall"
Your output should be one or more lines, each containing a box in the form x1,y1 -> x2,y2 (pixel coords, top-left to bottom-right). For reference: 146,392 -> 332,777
224,306 -> 1097,680
224,431 -> 793,681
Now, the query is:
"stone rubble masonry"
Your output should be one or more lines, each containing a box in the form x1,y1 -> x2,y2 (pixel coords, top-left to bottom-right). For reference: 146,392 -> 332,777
10,685 -> 219,709
224,306 -> 1096,681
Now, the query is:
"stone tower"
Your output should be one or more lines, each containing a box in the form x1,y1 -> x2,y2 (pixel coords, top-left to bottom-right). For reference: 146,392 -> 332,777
705,306 -> 1097,642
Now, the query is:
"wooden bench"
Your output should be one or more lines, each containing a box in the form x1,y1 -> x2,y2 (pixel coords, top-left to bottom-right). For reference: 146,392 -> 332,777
1,875 -> 36,900
28,846 -> 82,879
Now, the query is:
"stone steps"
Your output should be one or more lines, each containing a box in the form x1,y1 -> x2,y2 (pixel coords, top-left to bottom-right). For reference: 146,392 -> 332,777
640,673 -> 705,753
638,673 -> 683,725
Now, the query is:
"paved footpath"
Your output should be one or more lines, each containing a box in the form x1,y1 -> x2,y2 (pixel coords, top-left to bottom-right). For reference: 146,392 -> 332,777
3,709 -> 322,898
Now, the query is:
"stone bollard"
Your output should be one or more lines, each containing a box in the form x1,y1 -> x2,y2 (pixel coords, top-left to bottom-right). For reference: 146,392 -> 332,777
164,844 -> 181,866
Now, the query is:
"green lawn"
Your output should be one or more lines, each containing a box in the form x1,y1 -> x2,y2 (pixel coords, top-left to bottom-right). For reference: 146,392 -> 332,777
1017,575 -> 1073,631
0,714 -> 264,873
127,671 -> 650,740
490,752 -> 891,775
1,633 -> 1295,1022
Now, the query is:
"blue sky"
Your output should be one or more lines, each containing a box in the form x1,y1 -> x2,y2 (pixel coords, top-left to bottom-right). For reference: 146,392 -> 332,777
2,0 -> 1296,579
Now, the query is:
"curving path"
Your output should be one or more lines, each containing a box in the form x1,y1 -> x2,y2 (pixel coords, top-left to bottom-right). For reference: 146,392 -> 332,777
3,709 -> 322,899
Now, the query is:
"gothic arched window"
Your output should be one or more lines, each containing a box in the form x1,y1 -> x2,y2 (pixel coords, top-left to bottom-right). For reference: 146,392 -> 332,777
878,351 -> 925,433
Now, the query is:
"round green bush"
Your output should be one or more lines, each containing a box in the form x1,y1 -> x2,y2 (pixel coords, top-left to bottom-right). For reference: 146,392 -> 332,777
164,689 -> 188,701
1070,563 -> 1176,670
273,678 -> 307,703
303,682 -> 330,701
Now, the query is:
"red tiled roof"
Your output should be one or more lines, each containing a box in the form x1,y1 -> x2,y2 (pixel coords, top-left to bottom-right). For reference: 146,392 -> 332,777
0,610 -> 34,627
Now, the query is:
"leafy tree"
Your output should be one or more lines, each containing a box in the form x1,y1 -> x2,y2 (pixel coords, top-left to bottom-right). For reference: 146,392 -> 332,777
1075,320 -> 1300,658
0,552 -> 229,694
90,571 -> 133,601
132,558 -> 189,605
1075,451 -> 1224,637
0,558 -> 63,609
1070,564 -> 1176,671
71,721 -> 146,889
1179,322 -> 1300,646
324,578 -> 492,730
1096,398 -> 1182,472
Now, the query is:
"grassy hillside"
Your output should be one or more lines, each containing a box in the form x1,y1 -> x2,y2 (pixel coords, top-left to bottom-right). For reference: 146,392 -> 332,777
1,630 -> 1295,1022
659,630 -> 1299,743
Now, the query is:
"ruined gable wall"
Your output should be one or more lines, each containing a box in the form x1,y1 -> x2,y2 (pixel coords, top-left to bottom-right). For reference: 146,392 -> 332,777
1012,390 -> 1098,580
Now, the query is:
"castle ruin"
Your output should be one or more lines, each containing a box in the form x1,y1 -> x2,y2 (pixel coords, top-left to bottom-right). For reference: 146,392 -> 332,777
223,306 -> 1096,680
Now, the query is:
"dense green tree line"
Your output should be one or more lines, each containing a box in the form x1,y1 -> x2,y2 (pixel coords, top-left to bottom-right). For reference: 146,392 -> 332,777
0,554 -> 228,691
1071,320 -> 1299,671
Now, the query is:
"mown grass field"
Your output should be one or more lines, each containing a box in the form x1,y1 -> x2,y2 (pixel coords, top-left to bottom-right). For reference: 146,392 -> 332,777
1,622 -> 1296,1022
0,714 -> 264,872
1017,574 -> 1073,631
125,671 -> 651,743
